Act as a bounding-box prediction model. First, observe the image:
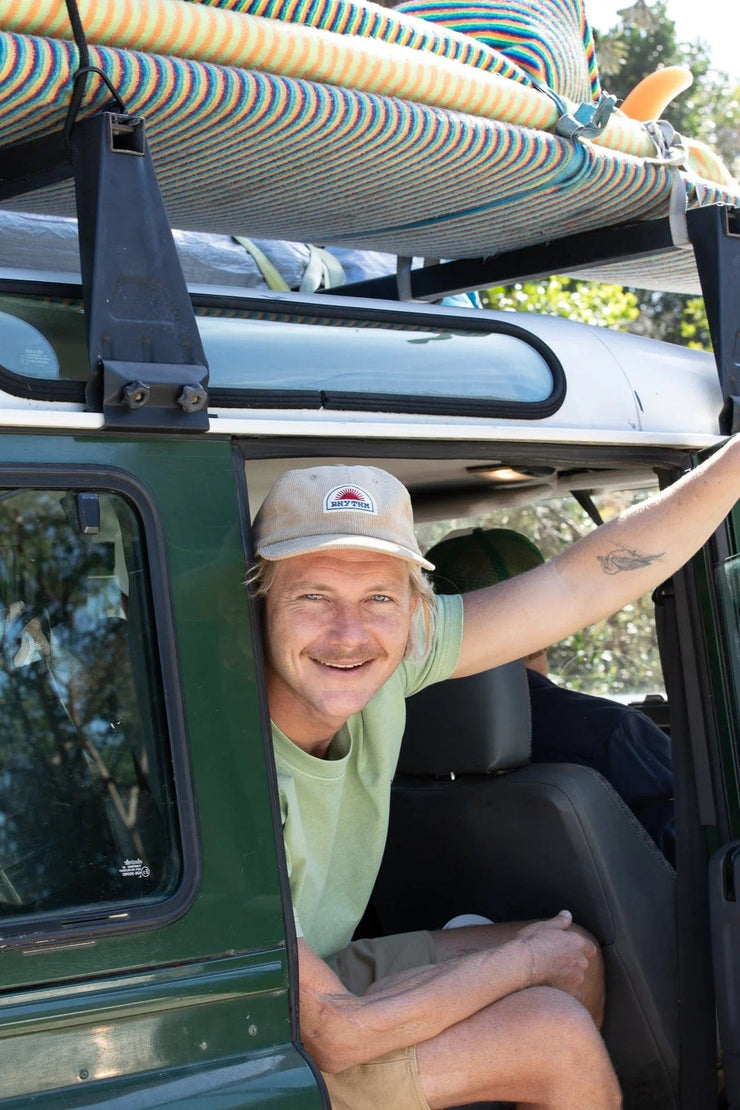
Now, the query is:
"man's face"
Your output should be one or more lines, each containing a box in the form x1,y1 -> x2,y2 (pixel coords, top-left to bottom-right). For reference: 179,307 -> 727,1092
263,549 -> 416,751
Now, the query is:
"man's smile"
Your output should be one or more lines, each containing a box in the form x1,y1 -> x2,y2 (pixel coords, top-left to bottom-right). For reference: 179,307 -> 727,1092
309,656 -> 377,672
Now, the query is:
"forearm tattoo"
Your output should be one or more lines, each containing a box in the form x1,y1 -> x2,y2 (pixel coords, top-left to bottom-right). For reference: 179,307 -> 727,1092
597,545 -> 664,575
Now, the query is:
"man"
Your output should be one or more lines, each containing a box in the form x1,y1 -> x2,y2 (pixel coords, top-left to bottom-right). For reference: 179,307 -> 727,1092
250,444 -> 740,1110
427,526 -> 675,861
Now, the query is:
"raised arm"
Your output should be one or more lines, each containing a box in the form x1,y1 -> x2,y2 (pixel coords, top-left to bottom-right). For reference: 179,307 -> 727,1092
453,435 -> 740,678
297,913 -> 594,1073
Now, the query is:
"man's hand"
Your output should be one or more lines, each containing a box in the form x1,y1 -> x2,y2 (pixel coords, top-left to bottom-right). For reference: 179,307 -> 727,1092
516,911 -> 597,1003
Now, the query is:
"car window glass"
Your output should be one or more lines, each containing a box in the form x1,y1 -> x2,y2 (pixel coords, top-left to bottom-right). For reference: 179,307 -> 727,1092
0,296 -> 559,412
416,489 -> 664,700
0,489 -> 181,925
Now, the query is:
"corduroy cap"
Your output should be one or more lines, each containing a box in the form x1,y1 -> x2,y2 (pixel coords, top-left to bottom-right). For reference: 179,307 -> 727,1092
253,465 -> 434,570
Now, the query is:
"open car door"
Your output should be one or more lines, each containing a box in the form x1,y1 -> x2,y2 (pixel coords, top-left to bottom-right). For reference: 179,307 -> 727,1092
662,471 -> 740,1109
707,496 -> 740,1109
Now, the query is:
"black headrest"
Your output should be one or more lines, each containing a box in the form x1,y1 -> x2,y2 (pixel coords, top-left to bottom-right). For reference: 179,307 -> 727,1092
399,660 -> 532,776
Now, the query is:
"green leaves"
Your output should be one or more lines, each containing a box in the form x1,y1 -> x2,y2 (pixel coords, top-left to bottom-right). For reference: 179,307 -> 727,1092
481,277 -> 639,329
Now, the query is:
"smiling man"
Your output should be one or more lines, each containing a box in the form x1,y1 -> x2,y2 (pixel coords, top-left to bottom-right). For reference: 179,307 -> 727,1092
250,451 -> 740,1110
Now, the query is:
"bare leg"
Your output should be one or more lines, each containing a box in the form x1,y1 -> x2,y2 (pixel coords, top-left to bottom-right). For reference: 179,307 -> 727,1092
431,921 -> 605,1028
416,985 -> 621,1110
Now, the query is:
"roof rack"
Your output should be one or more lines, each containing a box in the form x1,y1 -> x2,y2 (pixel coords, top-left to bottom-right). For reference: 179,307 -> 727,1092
0,110 -> 209,433
0,97 -> 736,435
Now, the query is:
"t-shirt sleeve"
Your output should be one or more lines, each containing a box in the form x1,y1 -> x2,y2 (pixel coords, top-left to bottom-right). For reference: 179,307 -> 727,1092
401,592 -> 464,699
285,842 -> 304,938
278,775 -> 304,939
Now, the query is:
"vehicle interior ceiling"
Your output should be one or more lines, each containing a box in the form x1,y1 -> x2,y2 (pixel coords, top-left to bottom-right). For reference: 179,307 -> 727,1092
247,453 -> 666,523
245,445 -> 718,1109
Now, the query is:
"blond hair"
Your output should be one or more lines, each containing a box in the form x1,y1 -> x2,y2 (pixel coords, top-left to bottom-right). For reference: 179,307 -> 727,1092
246,556 -> 437,661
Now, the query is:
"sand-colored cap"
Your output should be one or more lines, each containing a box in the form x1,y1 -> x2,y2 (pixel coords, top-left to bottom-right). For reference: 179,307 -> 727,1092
253,465 -> 434,570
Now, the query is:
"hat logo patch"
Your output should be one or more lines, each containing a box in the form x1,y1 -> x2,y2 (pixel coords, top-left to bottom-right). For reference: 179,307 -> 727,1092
324,486 -> 377,514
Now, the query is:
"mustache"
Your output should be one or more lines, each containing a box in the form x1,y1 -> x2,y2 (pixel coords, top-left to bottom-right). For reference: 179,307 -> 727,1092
309,647 -> 380,665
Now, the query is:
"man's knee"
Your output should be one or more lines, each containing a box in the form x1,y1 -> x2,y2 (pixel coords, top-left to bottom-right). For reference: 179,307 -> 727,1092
526,987 -> 620,1105
416,986 -> 620,1109
524,984 -> 597,1036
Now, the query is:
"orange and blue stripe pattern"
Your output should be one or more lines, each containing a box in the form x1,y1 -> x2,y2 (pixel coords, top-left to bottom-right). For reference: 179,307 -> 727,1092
394,0 -> 600,104
1,0 -> 736,175
198,0 -> 536,86
0,0 -> 737,264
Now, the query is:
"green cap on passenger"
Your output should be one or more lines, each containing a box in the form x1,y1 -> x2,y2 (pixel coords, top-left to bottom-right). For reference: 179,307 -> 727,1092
426,527 -> 544,594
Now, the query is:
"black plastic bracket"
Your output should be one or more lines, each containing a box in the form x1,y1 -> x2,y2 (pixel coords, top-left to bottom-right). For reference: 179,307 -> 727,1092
687,205 -> 740,434
720,396 -> 740,436
69,112 -> 209,431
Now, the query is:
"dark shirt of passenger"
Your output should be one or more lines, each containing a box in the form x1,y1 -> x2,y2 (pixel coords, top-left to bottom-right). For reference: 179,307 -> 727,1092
527,669 -> 675,865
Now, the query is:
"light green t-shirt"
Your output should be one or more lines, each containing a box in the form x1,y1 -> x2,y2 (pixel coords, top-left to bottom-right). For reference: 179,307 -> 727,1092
271,592 -> 464,960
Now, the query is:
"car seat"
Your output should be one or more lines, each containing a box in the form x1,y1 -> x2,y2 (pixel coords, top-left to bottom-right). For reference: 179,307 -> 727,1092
369,661 -> 679,1110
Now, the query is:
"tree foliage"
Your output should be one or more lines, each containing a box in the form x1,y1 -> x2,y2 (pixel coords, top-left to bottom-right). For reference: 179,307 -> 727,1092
594,0 -> 740,177
480,276 -> 639,328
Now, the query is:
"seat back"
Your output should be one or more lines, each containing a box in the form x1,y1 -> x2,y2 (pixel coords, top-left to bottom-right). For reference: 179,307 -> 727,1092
398,661 -> 531,775
371,664 -> 679,1110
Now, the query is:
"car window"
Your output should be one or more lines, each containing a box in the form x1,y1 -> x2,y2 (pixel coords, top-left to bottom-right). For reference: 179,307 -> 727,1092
0,294 -> 563,418
416,489 -> 664,699
0,489 -> 182,927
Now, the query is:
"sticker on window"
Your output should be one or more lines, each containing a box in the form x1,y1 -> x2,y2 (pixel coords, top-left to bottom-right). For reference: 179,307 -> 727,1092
119,858 -> 151,879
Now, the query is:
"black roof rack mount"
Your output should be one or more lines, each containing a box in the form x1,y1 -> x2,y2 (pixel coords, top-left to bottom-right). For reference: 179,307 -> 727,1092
687,205 -> 740,436
0,111 -> 209,432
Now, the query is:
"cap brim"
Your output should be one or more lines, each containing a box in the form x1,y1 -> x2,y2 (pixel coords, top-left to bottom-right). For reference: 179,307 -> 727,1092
257,533 -> 435,571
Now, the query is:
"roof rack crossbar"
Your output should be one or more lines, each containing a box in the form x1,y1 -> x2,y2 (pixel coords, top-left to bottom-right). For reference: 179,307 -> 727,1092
332,217 -> 684,303
0,131 -> 73,202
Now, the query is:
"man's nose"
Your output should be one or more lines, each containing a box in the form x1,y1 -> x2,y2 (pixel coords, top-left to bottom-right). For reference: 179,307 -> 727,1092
330,602 -> 368,643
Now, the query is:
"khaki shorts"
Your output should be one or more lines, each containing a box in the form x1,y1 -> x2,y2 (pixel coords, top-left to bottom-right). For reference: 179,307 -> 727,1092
323,931 -> 438,1110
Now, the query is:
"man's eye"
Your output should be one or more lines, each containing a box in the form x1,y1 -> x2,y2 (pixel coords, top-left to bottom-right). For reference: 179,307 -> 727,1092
371,594 -> 392,603
303,593 -> 324,601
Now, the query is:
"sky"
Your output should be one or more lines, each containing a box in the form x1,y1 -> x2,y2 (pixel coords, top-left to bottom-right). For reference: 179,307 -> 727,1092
584,0 -> 740,79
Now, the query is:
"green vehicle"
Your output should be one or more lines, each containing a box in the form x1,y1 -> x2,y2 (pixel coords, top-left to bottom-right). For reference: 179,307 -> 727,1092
0,108 -> 739,1110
